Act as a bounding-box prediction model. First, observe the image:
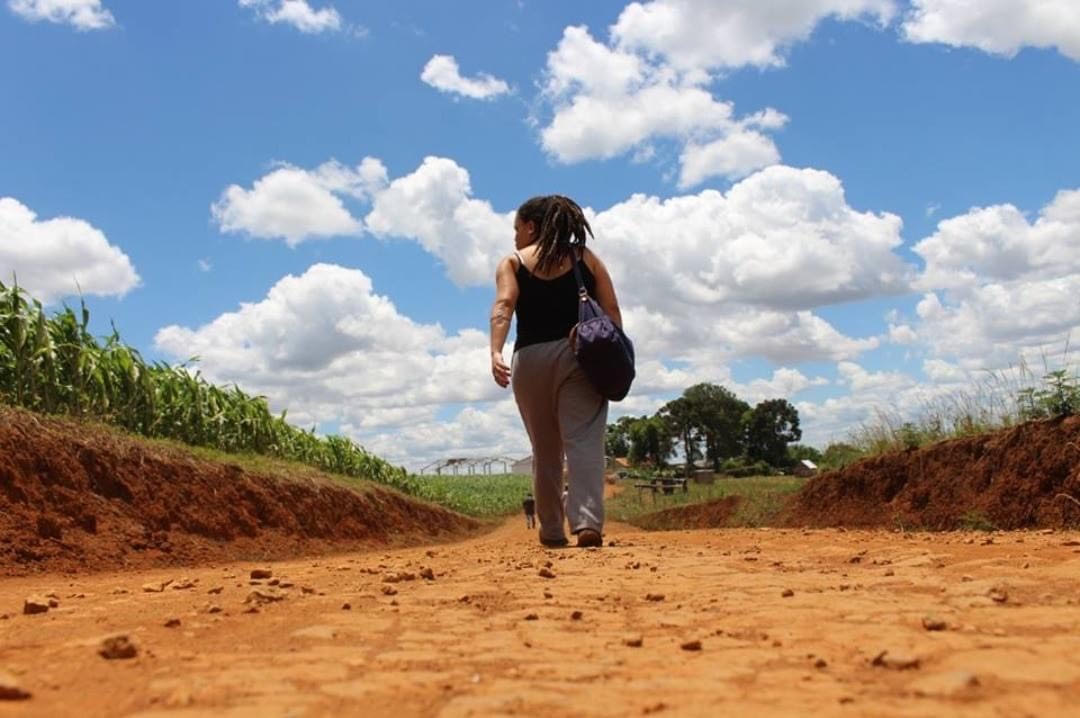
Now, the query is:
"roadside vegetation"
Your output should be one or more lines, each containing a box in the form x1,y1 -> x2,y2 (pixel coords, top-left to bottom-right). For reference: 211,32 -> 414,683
847,357 -> 1080,458
0,280 -> 536,519
607,475 -> 807,528
0,280 -> 414,494
8,279 -> 1077,525
410,473 -> 533,518
602,357 -> 1080,528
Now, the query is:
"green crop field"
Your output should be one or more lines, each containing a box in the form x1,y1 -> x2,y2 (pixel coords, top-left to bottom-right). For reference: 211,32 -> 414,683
0,280 -> 412,493
410,473 -> 533,518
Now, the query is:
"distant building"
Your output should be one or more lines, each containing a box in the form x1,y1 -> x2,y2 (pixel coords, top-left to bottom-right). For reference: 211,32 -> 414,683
512,454 -> 570,478
794,459 -> 818,477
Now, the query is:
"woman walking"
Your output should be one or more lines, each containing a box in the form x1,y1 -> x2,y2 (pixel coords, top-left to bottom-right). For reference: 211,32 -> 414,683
489,195 -> 624,548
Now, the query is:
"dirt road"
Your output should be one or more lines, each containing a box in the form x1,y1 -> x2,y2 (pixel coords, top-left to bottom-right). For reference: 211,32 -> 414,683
3,520 -> 1080,717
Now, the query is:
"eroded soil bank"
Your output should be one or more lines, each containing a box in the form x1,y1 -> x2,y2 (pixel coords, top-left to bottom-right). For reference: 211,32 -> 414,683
0,408 -> 479,576
785,415 -> 1080,530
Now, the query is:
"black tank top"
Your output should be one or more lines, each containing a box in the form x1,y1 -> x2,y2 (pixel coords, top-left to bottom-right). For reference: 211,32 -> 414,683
513,255 -> 596,352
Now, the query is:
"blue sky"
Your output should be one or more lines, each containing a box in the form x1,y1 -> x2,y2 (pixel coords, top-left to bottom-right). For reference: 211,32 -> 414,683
3,0 -> 1079,468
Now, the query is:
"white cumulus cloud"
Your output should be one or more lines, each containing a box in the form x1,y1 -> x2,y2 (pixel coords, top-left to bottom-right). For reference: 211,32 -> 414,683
900,188 -> 1080,366
7,0 -> 114,30
596,165 -> 911,314
611,0 -> 897,71
363,156 -> 511,287
914,189 -> 1080,290
211,158 -> 387,245
537,1 -> 896,186
0,197 -> 139,303
539,25 -> 783,186
238,0 -> 342,34
678,122 -> 785,189
903,0 -> 1080,61
420,54 -> 510,100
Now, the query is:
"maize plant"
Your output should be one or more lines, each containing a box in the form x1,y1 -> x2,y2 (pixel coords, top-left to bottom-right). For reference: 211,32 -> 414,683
0,280 -> 411,492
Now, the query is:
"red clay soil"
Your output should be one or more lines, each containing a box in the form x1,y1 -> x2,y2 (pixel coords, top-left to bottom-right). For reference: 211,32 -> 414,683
0,408 -> 479,577
786,415 -> 1080,530
634,495 -> 741,530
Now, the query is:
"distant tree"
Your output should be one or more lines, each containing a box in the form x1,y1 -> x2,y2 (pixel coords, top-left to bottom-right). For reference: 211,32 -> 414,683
820,442 -> 862,470
605,415 -> 634,457
658,396 -> 701,475
744,399 -> 802,467
683,383 -> 749,471
627,415 -> 674,467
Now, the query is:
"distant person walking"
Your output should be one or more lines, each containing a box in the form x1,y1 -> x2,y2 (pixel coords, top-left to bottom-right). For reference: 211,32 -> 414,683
490,195 -> 624,548
522,493 -> 536,529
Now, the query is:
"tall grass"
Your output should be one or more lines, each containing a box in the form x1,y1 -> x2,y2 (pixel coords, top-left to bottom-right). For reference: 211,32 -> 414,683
0,280 -> 416,494
848,349 -> 1080,457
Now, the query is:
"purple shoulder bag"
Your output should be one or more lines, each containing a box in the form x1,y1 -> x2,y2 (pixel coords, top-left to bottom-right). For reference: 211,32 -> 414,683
569,248 -> 635,401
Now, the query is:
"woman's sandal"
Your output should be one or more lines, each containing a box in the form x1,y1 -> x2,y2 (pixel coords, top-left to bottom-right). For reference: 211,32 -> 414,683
576,529 -> 602,548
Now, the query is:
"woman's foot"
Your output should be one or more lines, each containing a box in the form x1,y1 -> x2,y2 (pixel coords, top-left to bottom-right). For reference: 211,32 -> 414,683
576,528 -> 602,548
539,535 -> 569,548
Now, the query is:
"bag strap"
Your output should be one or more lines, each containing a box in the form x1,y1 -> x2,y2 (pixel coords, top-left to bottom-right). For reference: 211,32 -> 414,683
570,246 -> 589,302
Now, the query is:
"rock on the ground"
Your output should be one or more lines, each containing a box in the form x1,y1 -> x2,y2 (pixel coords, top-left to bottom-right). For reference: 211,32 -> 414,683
23,596 -> 49,615
250,569 -> 273,580
871,650 -> 920,670
538,568 -> 556,579
0,670 -> 31,701
245,588 -> 286,604
99,635 -> 138,660
383,571 -> 416,583
922,616 -> 947,631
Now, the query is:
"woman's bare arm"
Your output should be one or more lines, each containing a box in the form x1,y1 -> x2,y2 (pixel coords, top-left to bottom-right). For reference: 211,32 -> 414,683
489,256 -> 520,387
584,249 -> 623,328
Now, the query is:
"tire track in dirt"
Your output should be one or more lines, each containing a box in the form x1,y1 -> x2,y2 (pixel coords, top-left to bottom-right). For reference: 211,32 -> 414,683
2,520 -> 1080,717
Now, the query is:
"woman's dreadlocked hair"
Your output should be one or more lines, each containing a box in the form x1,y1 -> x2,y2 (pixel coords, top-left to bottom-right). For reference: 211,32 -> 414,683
516,195 -> 593,275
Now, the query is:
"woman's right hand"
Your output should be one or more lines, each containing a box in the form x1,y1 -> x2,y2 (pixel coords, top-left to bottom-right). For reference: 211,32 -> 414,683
492,351 -> 511,388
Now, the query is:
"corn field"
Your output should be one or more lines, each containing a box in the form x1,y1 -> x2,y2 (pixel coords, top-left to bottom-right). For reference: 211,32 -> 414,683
0,280 -> 417,494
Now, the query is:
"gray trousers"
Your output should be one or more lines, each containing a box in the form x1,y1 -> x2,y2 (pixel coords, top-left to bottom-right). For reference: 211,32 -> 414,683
512,339 -> 608,541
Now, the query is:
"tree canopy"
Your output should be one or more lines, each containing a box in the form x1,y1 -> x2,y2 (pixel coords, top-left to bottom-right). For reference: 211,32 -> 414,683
744,398 -> 802,466
606,383 -> 806,473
